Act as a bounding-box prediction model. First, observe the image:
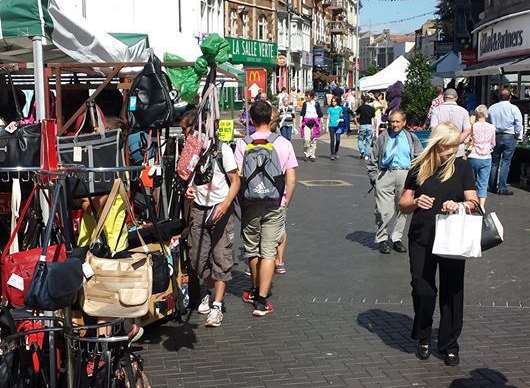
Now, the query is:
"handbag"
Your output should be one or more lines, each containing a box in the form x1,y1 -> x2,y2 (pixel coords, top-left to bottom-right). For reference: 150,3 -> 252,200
81,179 -> 153,318
432,203 -> 483,259
474,203 -> 504,251
1,187 -> 67,307
24,182 -> 84,311
57,104 -> 124,198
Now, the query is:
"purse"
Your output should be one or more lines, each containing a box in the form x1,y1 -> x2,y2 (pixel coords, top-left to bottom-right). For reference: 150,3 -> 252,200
1,187 -> 67,307
81,179 -> 153,318
474,202 -> 504,251
57,103 -> 124,198
24,183 -> 84,311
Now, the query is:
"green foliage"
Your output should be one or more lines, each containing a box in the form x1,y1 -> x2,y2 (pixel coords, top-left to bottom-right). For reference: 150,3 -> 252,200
403,51 -> 436,123
365,64 -> 379,77
435,0 -> 455,41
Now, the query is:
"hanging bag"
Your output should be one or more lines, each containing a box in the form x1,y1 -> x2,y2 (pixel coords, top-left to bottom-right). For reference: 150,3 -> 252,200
432,203 -> 483,259
81,179 -> 153,318
471,202 -> 504,251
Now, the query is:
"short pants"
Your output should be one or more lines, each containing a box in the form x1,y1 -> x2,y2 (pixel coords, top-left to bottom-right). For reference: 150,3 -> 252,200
241,205 -> 286,260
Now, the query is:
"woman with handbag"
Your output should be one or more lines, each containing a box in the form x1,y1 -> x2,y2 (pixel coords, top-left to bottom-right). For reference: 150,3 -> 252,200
399,123 -> 479,366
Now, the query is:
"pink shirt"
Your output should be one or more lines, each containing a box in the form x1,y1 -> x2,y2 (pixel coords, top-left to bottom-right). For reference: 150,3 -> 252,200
235,131 -> 298,207
469,121 -> 496,159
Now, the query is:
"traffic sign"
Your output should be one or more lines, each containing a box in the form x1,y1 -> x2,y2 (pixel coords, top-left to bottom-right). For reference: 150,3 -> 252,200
246,68 -> 267,99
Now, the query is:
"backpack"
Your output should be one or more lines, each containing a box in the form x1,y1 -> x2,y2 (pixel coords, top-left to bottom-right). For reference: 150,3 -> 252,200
241,134 -> 285,204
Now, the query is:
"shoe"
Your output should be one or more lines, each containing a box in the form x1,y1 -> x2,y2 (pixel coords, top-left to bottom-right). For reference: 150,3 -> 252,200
275,263 -> 287,274
197,294 -> 211,314
488,188 -> 497,194
416,342 -> 431,360
497,189 -> 514,196
253,300 -> 274,317
392,241 -> 407,253
330,155 -> 336,160
127,324 -> 144,343
359,152 -> 365,159
378,241 -> 391,254
444,352 -> 460,366
205,305 -> 223,327
364,155 -> 370,161
335,155 -> 340,159
309,157 -> 316,162
242,288 -> 257,304
303,156 -> 309,162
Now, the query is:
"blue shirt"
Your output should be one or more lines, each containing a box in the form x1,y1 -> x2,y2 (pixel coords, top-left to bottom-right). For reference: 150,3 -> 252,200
382,130 -> 412,169
488,100 -> 523,136
327,106 -> 343,128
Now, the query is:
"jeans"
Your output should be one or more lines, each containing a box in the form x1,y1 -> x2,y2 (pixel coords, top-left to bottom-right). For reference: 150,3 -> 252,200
280,125 -> 293,140
468,158 -> 492,198
329,126 -> 341,155
358,124 -> 374,157
489,133 -> 516,192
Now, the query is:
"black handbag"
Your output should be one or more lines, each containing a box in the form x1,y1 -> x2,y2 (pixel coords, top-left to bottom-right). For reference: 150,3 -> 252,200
0,306 -> 18,388
479,208 -> 504,251
24,184 -> 84,311
151,251 -> 171,294
57,116 -> 124,198
127,219 -> 184,246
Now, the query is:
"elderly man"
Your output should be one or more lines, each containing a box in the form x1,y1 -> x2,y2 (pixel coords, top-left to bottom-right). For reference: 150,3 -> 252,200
367,110 -> 423,254
430,88 -> 472,157
488,88 -> 523,195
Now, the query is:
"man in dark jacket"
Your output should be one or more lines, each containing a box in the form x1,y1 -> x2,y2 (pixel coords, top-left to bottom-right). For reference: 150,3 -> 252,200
367,110 -> 423,254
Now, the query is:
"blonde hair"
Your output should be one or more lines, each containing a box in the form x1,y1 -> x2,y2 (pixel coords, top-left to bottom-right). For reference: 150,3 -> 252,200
412,122 -> 461,185
475,104 -> 488,119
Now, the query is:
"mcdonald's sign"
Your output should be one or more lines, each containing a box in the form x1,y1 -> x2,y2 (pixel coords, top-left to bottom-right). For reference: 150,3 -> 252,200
245,68 -> 267,99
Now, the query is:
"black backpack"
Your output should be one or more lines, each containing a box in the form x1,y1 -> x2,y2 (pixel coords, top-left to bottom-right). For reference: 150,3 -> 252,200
128,54 -> 174,132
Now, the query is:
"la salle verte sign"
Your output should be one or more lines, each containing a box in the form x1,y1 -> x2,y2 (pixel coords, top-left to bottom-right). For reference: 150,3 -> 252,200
226,37 -> 278,66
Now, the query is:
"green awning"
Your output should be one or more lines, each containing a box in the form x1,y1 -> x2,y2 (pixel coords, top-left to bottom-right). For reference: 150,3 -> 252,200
110,33 -> 150,48
0,0 -> 53,39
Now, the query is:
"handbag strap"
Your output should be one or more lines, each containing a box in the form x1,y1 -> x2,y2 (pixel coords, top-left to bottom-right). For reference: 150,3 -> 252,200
1,69 -> 23,120
1,185 -> 38,261
38,183 -> 63,261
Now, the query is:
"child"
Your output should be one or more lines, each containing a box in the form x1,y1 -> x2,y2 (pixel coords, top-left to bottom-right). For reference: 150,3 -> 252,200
327,96 -> 343,160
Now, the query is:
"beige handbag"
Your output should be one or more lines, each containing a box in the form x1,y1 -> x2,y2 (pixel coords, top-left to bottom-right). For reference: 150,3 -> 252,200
81,179 -> 153,318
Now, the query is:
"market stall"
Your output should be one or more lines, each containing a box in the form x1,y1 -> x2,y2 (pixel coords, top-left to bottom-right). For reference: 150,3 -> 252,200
359,55 -> 410,91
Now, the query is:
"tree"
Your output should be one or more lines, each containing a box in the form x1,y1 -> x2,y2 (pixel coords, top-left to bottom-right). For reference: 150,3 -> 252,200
435,0 -> 455,41
365,64 -> 379,77
402,51 -> 436,124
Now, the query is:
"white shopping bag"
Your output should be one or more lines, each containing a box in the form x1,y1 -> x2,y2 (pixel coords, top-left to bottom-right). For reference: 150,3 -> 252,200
432,204 -> 483,259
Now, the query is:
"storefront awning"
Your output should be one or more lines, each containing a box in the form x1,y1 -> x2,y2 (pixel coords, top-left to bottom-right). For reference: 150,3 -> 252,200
456,57 -> 520,77
503,56 -> 530,73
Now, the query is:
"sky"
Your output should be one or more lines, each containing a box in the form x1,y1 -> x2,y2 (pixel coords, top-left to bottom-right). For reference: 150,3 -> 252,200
360,0 -> 438,35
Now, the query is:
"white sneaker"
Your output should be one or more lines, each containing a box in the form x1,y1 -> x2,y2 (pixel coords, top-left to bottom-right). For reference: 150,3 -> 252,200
197,294 -> 211,314
205,306 -> 223,327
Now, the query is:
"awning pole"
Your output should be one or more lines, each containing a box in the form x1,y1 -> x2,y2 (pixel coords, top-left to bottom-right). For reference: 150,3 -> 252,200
33,36 -> 46,120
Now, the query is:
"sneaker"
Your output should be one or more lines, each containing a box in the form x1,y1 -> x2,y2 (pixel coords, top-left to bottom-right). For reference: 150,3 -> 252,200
253,300 -> 273,317
378,241 -> 391,254
275,263 -> 287,274
330,155 -> 336,161
205,306 -> 223,327
364,155 -> 370,161
242,288 -> 257,304
197,294 -> 211,314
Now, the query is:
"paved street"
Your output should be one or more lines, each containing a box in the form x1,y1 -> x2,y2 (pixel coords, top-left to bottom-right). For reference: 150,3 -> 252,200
139,138 -> 530,388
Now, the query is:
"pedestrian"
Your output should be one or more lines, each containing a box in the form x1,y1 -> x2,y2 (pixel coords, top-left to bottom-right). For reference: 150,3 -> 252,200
468,105 -> 496,209
399,122 -> 478,367
356,95 -> 376,160
367,110 -> 423,254
488,88 -> 523,196
341,96 -> 352,136
235,100 -> 298,316
430,88 -> 472,157
327,96 -> 343,160
278,96 -> 296,140
300,90 -> 323,162
277,87 -> 288,106
426,86 -> 444,125
185,121 -> 241,327
240,97 -> 256,135
371,92 -> 386,136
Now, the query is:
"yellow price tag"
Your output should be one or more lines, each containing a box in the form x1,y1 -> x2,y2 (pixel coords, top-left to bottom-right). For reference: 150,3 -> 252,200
218,120 -> 234,142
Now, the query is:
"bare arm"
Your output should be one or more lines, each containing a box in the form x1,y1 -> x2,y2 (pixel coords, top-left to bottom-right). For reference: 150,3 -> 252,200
284,168 -> 296,208
460,127 -> 472,144
399,189 -> 435,214
212,171 -> 241,222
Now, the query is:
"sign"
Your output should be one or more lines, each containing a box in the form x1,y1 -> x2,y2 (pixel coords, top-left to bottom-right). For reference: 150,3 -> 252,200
226,37 -> 278,66
476,12 -> 530,62
218,120 -> 234,142
245,68 -> 267,99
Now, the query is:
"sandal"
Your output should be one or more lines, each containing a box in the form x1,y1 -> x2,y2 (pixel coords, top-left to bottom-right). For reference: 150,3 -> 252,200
275,263 -> 287,274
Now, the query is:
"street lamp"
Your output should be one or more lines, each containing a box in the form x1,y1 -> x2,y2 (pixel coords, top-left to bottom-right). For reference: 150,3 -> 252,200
354,0 -> 360,94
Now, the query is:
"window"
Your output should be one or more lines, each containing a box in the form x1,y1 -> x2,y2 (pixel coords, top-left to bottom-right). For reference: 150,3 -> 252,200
257,15 -> 268,41
230,10 -> 238,37
242,13 -> 249,38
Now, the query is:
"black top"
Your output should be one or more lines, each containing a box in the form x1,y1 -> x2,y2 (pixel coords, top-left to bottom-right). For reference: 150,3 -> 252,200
356,104 -> 376,125
404,158 -> 476,246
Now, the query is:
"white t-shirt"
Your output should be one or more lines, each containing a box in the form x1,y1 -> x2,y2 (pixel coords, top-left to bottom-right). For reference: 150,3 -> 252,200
193,143 -> 238,207
304,100 -> 319,118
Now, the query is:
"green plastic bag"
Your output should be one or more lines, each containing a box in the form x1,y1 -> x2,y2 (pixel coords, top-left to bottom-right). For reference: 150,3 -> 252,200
201,33 -> 231,65
164,53 -> 200,103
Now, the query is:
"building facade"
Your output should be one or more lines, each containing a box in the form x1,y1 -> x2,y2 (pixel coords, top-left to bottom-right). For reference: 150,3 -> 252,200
359,31 -> 415,74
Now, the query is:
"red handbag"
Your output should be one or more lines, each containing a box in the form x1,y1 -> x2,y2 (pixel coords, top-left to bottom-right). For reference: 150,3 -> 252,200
1,187 -> 66,307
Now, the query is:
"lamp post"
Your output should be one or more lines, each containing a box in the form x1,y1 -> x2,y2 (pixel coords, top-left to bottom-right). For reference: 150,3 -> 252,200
287,0 -> 292,91
354,0 -> 360,95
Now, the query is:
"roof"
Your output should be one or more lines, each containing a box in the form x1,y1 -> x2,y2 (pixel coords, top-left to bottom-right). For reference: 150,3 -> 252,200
389,34 -> 415,43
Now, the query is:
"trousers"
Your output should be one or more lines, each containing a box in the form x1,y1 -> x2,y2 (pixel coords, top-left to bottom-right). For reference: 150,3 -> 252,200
358,124 -> 374,157
329,126 -> 341,155
489,133 -> 516,192
409,239 -> 465,354
374,169 -> 408,243
303,125 -> 317,159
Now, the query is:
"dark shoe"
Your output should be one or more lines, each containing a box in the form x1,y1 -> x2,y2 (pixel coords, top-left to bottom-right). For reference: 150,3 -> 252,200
416,343 -> 431,361
330,155 -> 336,160
392,241 -> 407,253
487,188 -> 497,194
497,189 -> 514,196
309,157 -> 316,162
252,299 -> 273,317
444,352 -> 460,366
378,241 -> 391,254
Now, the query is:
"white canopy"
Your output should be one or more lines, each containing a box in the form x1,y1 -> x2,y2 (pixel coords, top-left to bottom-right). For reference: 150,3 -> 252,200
359,56 -> 410,91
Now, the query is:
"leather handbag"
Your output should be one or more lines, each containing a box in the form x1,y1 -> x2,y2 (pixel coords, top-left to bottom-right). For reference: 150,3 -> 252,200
1,187 -> 67,307
25,183 -> 84,311
57,104 -> 124,198
81,179 -> 153,318
474,203 -> 504,251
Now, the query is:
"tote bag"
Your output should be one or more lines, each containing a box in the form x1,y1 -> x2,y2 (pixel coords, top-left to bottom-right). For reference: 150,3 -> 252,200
432,204 -> 483,259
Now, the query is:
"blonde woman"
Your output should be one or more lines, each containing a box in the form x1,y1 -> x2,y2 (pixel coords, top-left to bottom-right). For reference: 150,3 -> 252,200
399,123 -> 478,367
468,105 -> 496,209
